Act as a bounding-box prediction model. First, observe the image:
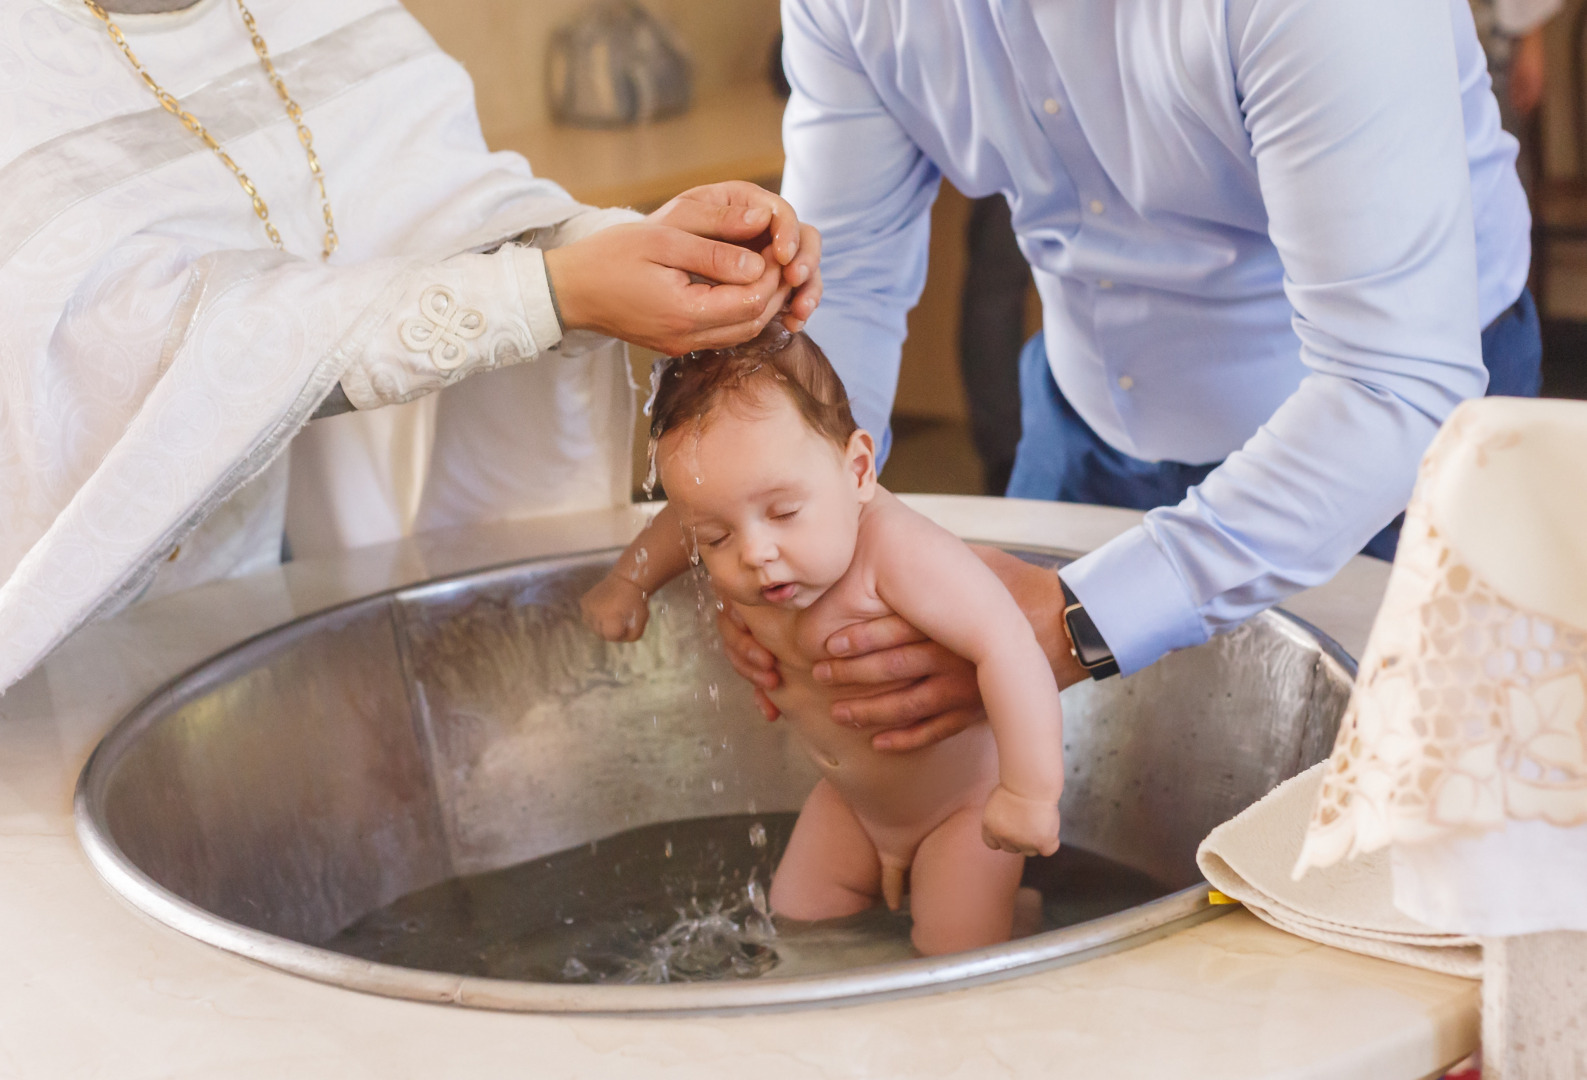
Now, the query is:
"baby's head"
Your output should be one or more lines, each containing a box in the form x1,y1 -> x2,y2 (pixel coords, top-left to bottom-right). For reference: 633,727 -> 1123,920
650,324 -> 877,610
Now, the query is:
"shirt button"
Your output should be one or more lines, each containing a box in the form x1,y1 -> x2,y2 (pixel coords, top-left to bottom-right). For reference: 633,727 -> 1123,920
1043,98 -> 1061,115
1117,375 -> 1135,390
1098,279 -> 1113,290
1089,200 -> 1105,215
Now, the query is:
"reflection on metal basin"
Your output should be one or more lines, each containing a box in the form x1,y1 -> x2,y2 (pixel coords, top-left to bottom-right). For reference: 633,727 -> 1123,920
75,547 -> 1353,1013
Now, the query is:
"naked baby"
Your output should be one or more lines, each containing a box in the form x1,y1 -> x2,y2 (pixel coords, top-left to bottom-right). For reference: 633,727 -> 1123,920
581,325 -> 1063,955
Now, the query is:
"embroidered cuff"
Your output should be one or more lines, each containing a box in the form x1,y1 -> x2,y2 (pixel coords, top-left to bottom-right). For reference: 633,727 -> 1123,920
511,244 -> 565,354
342,247 -> 557,410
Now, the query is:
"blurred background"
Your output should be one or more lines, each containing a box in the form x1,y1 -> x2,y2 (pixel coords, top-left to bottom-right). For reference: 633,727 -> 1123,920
402,0 -> 1587,499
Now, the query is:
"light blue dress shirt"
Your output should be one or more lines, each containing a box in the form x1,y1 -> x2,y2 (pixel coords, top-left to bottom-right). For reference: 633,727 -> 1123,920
780,0 -> 1531,676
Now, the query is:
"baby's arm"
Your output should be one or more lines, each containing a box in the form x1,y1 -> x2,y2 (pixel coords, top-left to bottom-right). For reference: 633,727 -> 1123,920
869,511 -> 1064,857
580,503 -> 694,642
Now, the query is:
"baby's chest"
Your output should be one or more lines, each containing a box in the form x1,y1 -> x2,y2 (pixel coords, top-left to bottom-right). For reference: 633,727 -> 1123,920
747,580 -> 890,670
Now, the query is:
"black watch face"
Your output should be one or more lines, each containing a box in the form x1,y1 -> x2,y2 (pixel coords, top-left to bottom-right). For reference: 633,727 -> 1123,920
1064,606 -> 1116,678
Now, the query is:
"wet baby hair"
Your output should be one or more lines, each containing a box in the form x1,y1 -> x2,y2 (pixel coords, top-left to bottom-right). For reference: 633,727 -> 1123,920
649,323 -> 859,448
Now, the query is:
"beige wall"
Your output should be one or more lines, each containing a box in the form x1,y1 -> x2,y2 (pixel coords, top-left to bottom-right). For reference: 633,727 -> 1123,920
402,0 -> 782,139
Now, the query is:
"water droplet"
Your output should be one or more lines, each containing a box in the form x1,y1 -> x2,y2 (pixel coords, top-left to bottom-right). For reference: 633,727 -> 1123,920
708,683 -> 720,709
711,779 -> 725,794
748,822 -> 768,849
643,357 -> 667,417
642,438 -> 660,498
635,547 -> 649,568
746,874 -> 769,916
664,840 -> 673,858
562,956 -> 590,979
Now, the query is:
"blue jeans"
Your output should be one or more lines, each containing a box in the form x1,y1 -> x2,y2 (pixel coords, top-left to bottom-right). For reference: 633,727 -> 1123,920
1006,288 -> 1543,560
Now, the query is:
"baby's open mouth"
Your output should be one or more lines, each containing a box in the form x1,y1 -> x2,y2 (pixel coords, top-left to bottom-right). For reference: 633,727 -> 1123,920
761,582 -> 798,604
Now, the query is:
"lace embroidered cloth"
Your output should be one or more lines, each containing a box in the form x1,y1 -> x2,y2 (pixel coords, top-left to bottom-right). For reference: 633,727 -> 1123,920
1296,398 -> 1587,877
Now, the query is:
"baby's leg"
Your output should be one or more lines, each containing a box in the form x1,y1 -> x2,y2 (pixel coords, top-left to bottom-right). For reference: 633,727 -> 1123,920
769,779 -> 882,921
908,803 -> 1026,956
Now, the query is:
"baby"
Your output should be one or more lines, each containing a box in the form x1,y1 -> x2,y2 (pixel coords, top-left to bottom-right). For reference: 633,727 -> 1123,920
581,326 -> 1063,955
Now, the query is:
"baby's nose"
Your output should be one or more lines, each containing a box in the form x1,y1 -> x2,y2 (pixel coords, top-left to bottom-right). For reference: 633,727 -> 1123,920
740,531 -> 777,567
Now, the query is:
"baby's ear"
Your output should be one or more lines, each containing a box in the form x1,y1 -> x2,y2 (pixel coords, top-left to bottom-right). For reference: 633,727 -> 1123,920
846,429 -> 878,501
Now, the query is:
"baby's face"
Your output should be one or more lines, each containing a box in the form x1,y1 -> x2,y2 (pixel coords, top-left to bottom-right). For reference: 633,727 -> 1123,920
657,387 -> 875,611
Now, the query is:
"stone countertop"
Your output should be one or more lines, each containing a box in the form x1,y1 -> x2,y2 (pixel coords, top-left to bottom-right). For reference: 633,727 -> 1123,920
0,497 -> 1476,1079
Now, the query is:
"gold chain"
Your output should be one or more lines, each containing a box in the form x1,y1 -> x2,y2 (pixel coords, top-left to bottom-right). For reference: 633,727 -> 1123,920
84,0 -> 339,260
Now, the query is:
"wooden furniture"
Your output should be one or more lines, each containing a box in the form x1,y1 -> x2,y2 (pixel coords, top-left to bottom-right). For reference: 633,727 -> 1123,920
490,84 -> 788,210
1527,0 -> 1587,314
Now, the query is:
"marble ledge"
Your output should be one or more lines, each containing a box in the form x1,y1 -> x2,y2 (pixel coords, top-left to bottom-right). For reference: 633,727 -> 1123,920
0,498 -> 1465,1080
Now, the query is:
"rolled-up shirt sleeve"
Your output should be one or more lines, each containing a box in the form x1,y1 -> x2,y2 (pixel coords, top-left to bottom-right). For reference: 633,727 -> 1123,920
779,0 -> 941,455
1065,0 -> 1489,674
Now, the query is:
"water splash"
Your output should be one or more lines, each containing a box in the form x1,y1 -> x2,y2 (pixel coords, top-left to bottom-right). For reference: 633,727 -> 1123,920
643,356 -> 668,418
642,437 -> 660,498
608,874 -> 778,984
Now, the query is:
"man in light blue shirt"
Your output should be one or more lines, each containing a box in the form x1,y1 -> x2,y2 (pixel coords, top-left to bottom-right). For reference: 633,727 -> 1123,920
763,0 -> 1537,704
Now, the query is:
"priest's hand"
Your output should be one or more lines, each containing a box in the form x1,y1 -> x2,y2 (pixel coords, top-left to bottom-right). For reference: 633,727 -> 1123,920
648,181 -> 823,331
543,182 -> 821,356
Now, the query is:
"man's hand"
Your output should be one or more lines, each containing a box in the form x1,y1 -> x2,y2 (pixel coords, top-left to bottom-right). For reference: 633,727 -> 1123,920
648,182 -> 823,330
718,605 -> 783,721
544,219 -> 792,355
807,547 -> 1086,752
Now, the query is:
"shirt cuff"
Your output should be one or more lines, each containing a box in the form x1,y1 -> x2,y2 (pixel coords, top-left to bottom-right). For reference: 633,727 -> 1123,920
510,245 -> 565,354
1059,525 -> 1208,677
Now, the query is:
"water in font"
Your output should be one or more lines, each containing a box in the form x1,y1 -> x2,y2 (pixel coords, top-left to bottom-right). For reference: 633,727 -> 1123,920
324,813 -> 1170,985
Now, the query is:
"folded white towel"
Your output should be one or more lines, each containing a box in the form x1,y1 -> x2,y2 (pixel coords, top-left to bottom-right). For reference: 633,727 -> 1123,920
1196,764 -> 1481,978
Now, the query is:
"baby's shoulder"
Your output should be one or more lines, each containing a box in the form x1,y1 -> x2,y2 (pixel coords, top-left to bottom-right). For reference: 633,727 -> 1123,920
855,488 -> 960,559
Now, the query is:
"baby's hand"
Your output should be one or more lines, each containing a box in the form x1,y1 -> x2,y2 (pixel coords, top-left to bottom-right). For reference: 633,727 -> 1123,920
580,575 -> 650,642
981,784 -> 1061,857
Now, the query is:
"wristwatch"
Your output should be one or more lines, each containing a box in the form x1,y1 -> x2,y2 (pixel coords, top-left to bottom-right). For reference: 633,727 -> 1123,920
1059,574 -> 1120,681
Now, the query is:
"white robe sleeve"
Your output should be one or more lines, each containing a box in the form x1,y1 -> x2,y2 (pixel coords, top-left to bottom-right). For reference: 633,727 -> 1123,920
0,200 -> 637,689
339,206 -> 641,410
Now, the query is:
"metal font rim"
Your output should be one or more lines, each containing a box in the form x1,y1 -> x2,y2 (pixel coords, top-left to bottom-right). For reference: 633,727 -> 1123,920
73,545 -> 1355,1015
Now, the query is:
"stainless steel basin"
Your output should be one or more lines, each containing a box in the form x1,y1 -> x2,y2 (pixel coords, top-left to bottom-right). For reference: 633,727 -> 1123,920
75,546 -> 1354,1013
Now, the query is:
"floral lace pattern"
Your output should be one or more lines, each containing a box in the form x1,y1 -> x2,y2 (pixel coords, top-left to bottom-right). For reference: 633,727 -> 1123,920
1297,427 -> 1587,874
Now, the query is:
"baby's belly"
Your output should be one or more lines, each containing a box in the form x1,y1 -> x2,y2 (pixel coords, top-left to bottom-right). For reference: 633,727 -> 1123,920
770,675 -> 1000,849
